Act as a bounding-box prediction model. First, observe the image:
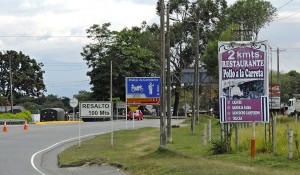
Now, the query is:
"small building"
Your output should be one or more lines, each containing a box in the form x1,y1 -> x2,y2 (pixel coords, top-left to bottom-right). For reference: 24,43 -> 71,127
40,108 -> 66,122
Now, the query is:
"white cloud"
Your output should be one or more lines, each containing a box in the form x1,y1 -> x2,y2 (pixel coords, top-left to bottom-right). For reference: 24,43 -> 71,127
0,0 -> 158,97
0,0 -> 299,97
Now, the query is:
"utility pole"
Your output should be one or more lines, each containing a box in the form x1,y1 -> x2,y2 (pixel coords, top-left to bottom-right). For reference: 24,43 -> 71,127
276,47 -> 285,83
110,60 -> 113,147
271,47 -> 284,155
9,55 -> 13,114
195,24 -> 200,125
232,22 -> 252,41
192,23 -> 199,133
231,22 -> 252,148
166,3 -> 172,143
168,16 -> 198,133
159,0 -> 166,148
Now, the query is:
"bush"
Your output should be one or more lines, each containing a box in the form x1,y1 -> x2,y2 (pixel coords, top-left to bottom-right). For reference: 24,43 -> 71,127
0,110 -> 32,121
210,139 -> 233,154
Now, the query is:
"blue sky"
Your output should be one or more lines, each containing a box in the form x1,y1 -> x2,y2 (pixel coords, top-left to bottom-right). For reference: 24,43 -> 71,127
0,0 -> 299,98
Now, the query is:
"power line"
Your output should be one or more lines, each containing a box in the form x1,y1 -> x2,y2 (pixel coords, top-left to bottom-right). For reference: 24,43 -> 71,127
45,80 -> 90,88
276,10 -> 300,21
44,68 -> 87,71
0,35 -> 89,38
284,48 -> 300,51
273,0 -> 300,21
43,62 -> 86,65
277,0 -> 293,10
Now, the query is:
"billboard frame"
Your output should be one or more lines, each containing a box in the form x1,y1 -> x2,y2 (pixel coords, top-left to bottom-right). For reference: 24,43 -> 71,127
218,41 -> 269,123
125,77 -> 160,106
79,101 -> 112,118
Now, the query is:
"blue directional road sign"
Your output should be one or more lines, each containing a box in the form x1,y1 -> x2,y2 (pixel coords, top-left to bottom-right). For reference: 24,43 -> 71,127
126,77 -> 160,105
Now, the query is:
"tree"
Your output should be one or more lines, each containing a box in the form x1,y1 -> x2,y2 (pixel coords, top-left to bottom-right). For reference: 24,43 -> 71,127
0,50 -> 46,101
280,73 -> 292,103
15,94 -> 69,113
163,0 -> 227,116
74,90 -> 93,101
202,0 -> 277,78
226,0 -> 277,41
81,23 -> 160,101
202,23 -> 239,77
269,70 -> 300,104
283,71 -> 300,101
41,94 -> 65,109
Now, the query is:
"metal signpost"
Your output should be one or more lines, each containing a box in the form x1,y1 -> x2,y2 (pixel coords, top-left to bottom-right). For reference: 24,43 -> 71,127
79,101 -> 112,117
69,98 -> 78,121
125,77 -> 160,128
78,101 -> 112,147
126,77 -> 160,105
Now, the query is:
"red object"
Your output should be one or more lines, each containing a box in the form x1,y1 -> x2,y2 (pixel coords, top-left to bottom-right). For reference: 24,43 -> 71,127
127,110 -> 143,120
24,121 -> 28,130
3,121 -> 7,132
251,137 -> 256,158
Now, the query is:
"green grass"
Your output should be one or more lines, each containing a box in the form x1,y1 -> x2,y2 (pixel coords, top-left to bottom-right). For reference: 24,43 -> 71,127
58,116 -> 300,175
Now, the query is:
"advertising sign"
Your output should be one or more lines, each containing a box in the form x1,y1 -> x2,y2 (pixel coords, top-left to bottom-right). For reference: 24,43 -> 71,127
126,77 -> 160,105
269,84 -> 281,109
218,41 -> 269,123
79,101 -> 112,118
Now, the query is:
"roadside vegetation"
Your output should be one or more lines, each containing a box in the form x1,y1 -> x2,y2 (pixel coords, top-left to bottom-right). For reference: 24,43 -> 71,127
59,115 -> 300,175
0,110 -> 31,121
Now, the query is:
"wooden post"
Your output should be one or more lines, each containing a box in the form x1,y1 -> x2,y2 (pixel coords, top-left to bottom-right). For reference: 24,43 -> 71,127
251,122 -> 256,158
235,124 -> 239,149
208,119 -> 211,143
272,114 -> 276,155
202,127 -> 206,146
159,0 -> 166,148
288,129 -> 293,159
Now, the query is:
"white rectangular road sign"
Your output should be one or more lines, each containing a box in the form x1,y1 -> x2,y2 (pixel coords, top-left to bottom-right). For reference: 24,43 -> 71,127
80,101 -> 112,118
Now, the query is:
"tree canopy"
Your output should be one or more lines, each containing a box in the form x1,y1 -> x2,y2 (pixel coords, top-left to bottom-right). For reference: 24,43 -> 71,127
159,0 -> 227,114
225,0 -> 277,41
202,0 -> 277,78
81,22 -> 160,101
0,50 -> 46,101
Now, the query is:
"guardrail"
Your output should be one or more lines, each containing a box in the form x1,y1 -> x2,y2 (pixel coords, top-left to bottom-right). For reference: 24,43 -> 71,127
0,119 -> 25,125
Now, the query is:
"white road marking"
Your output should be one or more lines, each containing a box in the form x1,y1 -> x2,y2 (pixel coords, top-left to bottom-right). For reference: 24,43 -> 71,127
31,131 -> 110,175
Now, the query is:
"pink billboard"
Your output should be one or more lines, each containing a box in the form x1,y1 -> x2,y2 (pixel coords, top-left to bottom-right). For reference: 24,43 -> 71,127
218,41 -> 269,123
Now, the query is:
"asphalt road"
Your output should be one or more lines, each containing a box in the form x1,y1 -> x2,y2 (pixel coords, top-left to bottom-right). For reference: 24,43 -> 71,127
0,119 -> 184,175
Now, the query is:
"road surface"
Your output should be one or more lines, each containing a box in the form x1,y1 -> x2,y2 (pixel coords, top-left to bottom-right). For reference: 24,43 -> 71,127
0,119 -> 183,175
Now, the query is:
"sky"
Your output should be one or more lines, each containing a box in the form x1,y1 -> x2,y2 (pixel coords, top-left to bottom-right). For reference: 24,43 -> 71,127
0,0 -> 299,98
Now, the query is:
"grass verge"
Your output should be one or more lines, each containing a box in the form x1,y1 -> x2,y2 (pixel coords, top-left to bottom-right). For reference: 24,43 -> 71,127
58,116 -> 300,175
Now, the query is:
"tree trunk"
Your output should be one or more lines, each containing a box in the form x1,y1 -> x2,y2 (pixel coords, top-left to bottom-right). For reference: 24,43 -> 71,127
173,85 -> 180,116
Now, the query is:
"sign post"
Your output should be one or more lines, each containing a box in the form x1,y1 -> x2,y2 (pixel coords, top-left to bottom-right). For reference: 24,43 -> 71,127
126,77 -> 161,106
128,105 -> 139,128
126,77 -> 160,128
79,101 -> 112,117
218,41 -> 269,158
69,98 -> 78,121
218,41 -> 269,123
79,101 -> 112,147
269,84 -> 281,110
